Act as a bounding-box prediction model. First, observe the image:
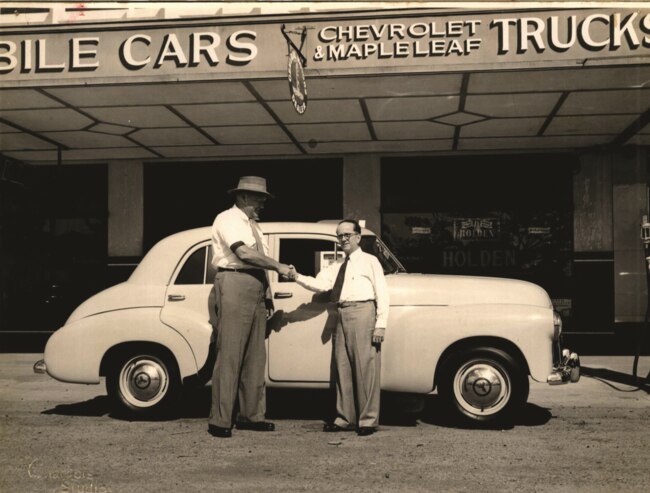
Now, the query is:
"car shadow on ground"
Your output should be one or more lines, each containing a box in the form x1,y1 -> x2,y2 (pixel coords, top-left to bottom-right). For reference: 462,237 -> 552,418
418,395 -> 552,430
581,366 -> 650,394
42,395 -> 111,417
41,389 -> 550,429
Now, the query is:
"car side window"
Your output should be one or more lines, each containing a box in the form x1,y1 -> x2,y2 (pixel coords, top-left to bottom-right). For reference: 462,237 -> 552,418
278,238 -> 339,282
206,246 -> 217,284
175,246 -> 207,285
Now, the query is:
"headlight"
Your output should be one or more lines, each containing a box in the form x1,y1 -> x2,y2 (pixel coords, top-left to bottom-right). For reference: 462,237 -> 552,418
553,311 -> 563,340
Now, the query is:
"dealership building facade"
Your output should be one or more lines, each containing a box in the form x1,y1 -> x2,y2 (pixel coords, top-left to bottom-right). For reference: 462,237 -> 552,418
1,3 -> 649,344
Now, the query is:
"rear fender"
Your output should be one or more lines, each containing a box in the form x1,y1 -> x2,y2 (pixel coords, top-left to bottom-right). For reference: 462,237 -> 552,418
44,308 -> 198,384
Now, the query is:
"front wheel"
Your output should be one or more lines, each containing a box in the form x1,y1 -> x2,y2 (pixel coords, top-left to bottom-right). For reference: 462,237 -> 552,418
106,348 -> 180,418
438,347 -> 529,425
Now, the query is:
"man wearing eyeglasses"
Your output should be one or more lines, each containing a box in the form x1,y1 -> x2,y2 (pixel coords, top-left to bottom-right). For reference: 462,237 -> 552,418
290,219 -> 389,436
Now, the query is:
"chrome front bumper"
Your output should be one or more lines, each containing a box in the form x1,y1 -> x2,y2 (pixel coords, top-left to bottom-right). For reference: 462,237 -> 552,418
33,359 -> 47,374
547,349 -> 580,385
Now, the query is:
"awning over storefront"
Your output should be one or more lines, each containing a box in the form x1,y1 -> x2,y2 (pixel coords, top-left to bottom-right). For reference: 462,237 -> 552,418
1,4 -> 649,163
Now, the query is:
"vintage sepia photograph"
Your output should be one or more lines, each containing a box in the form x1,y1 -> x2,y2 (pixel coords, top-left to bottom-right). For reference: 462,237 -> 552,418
1,1 -> 649,491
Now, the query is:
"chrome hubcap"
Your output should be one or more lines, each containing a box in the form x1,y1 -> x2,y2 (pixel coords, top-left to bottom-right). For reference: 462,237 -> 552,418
453,360 -> 511,416
118,356 -> 169,408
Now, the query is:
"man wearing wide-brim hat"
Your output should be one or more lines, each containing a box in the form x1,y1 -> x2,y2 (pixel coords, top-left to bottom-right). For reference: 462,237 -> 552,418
208,176 -> 293,438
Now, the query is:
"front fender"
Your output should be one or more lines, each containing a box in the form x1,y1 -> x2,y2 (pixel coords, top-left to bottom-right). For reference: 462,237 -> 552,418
44,308 -> 198,384
382,304 -> 554,392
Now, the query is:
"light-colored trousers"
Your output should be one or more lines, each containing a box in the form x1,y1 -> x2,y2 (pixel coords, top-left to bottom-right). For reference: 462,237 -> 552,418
333,301 -> 381,429
209,271 -> 267,428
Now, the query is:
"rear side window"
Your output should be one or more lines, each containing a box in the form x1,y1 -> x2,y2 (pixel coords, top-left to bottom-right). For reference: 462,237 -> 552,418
175,247 -> 207,285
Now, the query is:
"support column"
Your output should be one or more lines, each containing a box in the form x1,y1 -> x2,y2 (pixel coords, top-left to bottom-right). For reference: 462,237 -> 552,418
613,148 -> 647,323
108,160 -> 143,257
342,154 -> 381,235
572,153 -> 614,332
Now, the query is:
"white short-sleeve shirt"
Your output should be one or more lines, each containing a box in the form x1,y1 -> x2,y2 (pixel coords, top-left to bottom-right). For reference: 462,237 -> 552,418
210,205 -> 268,269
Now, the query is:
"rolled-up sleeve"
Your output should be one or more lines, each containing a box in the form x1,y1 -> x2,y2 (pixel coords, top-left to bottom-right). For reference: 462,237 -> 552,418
215,213 -> 253,250
370,257 -> 389,329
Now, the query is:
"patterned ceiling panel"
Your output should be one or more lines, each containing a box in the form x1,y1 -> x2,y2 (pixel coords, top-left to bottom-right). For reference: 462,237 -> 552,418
0,122 -> 23,133
458,135 -> 613,151
460,118 -> 547,137
40,131 -> 137,148
2,150 -> 58,162
0,132 -> 57,150
287,122 -> 371,142
252,73 -> 463,101
46,82 -> 254,107
545,115 -> 637,135
374,121 -> 454,140
0,109 -> 93,132
4,147 -> 155,163
559,90 -> 650,115
465,93 -> 562,118
130,128 -> 213,146
82,106 -> 188,128
174,102 -> 275,126
469,66 -> 650,93
0,89 -> 63,110
307,139 -> 453,154
152,143 -> 301,158
365,95 -> 459,121
0,67 -> 648,161
268,99 -> 365,124
627,135 -> 650,145
204,125 -> 291,145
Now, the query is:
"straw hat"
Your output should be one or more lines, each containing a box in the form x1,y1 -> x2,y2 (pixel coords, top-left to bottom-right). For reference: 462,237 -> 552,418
228,176 -> 273,198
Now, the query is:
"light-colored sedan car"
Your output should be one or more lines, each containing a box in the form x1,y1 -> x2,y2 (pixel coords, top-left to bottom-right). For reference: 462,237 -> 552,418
34,222 -> 579,424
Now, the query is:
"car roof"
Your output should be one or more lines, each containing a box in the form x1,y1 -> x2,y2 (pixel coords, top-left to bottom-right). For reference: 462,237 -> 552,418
129,222 -> 375,285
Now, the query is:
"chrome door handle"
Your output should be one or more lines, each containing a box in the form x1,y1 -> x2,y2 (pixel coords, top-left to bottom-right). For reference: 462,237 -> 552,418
168,294 -> 186,301
274,292 -> 293,299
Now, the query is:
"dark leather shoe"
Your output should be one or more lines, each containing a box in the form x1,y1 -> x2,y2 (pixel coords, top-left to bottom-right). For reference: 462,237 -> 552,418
208,425 -> 232,438
235,421 -> 275,432
323,423 -> 354,432
357,427 -> 376,436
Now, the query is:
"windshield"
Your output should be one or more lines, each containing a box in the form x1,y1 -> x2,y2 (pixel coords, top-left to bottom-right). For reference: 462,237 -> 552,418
360,235 -> 407,275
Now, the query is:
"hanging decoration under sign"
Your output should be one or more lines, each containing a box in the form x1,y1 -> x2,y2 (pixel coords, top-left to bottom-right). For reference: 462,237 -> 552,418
288,47 -> 307,114
281,24 -> 308,115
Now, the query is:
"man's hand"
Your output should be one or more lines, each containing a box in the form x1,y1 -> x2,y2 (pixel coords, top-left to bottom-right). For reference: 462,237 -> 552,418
265,298 -> 274,320
372,328 -> 385,345
287,265 -> 298,281
277,263 -> 292,278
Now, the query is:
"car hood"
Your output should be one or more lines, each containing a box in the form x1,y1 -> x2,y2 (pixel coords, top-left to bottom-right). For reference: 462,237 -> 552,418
65,282 -> 167,324
387,273 -> 552,308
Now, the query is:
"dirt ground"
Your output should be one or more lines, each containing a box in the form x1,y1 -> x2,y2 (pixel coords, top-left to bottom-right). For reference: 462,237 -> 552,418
1,354 -> 649,493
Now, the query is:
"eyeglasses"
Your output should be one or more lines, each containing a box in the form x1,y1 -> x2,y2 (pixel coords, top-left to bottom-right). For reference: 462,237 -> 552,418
336,233 -> 357,240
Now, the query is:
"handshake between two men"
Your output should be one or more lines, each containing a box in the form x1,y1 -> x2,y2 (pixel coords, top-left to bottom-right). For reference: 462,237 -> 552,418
276,263 -> 298,281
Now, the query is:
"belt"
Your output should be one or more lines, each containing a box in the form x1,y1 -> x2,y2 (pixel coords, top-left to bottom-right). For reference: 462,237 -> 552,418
338,300 -> 374,308
218,267 -> 264,274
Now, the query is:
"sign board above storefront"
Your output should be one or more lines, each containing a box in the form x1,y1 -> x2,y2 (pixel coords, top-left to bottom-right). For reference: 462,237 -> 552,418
1,8 -> 649,87
310,10 -> 650,67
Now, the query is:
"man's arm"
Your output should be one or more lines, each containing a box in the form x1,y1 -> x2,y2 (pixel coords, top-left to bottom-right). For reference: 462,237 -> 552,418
232,244 -> 292,277
294,264 -> 337,293
370,257 -> 390,343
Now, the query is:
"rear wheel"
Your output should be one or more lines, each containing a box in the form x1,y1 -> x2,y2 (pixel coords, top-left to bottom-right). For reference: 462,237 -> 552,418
438,347 -> 528,425
106,347 -> 180,418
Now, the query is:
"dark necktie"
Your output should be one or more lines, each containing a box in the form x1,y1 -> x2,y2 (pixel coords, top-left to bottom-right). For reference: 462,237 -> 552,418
330,256 -> 349,303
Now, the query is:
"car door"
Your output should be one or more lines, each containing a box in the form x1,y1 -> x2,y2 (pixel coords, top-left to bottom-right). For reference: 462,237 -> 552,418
267,234 -> 342,384
160,241 -> 215,372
